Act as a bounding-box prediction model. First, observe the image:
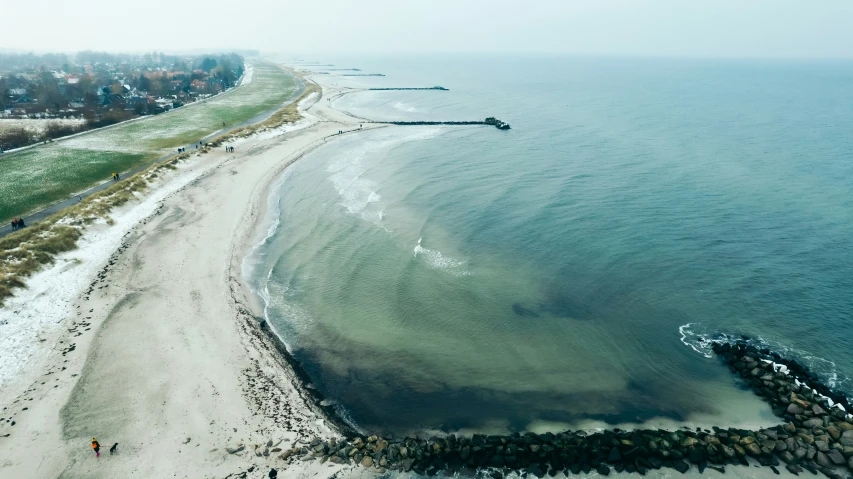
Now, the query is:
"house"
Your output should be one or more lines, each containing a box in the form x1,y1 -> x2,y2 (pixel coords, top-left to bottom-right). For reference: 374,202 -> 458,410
103,93 -> 125,106
126,96 -> 152,108
155,98 -> 173,111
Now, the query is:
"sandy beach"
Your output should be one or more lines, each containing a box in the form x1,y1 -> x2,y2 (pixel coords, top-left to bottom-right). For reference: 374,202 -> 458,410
0,73 -> 373,478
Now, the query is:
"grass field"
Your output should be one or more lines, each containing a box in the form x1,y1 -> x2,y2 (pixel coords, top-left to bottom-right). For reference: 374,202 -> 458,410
0,62 -> 296,224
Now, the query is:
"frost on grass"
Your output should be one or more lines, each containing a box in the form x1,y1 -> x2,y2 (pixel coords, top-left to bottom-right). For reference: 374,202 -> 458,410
0,62 -> 297,224
0,156 -> 185,306
0,64 -> 315,306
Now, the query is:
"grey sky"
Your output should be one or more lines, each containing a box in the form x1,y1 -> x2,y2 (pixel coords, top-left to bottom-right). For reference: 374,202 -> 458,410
2,0 -> 852,58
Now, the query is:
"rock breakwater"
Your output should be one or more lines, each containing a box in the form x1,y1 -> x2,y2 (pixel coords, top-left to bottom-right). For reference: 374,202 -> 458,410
368,86 -> 449,91
374,117 -> 511,130
263,338 -> 853,478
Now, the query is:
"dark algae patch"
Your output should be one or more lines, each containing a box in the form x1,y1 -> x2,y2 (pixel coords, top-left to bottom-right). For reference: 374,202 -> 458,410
278,338 -> 853,478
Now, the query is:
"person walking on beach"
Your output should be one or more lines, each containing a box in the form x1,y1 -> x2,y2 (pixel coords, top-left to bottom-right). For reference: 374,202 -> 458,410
11,219 -> 18,231
92,437 -> 101,458
17,218 -> 24,229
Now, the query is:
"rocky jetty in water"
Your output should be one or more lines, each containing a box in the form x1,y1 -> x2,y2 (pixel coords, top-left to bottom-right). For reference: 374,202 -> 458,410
261,338 -> 853,478
375,117 -> 510,130
485,116 -> 511,130
368,86 -> 449,91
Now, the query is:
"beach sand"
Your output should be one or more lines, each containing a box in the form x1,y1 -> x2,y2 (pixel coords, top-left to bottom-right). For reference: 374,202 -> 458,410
0,75 -> 374,478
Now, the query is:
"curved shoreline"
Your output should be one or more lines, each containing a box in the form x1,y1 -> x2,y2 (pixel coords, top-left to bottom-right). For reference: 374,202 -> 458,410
0,69 -> 374,478
235,77 -> 853,479
4,63 -> 849,479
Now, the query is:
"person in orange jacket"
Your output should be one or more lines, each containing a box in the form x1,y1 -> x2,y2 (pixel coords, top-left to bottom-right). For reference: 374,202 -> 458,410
92,437 -> 101,457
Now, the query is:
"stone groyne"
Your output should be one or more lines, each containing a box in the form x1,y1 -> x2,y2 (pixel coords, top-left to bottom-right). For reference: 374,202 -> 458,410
267,339 -> 853,478
368,86 -> 449,91
373,117 -> 510,131
342,74 -> 386,77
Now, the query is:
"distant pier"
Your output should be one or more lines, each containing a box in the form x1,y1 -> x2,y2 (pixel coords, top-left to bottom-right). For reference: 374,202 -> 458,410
368,86 -> 449,91
373,117 -> 510,130
342,73 -> 386,77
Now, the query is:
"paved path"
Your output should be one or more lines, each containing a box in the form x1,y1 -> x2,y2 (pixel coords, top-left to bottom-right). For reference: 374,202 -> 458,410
0,70 -> 305,239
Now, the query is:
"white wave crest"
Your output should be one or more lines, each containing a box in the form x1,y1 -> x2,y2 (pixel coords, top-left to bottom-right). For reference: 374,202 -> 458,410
394,101 -> 417,113
414,238 -> 471,276
678,322 -> 851,394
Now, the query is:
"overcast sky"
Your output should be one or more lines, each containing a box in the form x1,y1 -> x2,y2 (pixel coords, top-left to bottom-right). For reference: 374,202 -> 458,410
2,0 -> 852,58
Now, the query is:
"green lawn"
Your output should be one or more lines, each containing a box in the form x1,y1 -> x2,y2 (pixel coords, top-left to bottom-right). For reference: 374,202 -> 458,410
0,62 -> 296,224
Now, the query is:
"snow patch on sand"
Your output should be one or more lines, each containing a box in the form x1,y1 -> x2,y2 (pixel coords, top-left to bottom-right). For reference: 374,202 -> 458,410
0,161 -> 208,396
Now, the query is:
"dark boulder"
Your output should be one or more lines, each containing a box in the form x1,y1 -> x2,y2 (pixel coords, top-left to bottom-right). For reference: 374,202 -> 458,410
527,464 -> 546,478
786,464 -> 803,475
688,446 -> 705,464
607,448 -> 621,462
672,460 -> 690,474
815,451 -> 833,468
826,449 -> 845,465
819,467 -> 846,479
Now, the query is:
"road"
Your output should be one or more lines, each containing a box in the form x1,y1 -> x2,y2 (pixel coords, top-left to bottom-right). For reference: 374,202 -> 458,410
0,69 -> 305,238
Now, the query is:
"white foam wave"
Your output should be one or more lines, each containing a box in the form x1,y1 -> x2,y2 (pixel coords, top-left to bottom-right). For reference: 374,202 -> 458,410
413,238 -> 471,276
325,129 -> 441,228
393,101 -> 417,113
678,322 -> 718,358
242,169 -> 293,285
678,322 -> 851,395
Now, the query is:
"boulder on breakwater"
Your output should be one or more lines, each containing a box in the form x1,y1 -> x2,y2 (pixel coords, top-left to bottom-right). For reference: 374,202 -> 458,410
484,116 -> 511,130
279,338 -> 853,478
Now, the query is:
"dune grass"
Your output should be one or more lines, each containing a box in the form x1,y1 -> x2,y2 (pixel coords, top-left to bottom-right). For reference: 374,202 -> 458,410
0,154 -> 184,304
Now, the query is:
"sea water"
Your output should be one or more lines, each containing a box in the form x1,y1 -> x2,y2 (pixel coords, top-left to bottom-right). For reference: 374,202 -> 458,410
246,55 -> 853,435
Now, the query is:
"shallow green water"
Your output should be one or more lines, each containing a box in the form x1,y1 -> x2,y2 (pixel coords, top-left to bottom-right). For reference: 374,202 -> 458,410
247,56 -> 853,435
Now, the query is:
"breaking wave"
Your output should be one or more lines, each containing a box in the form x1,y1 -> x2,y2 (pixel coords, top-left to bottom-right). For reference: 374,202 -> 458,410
679,322 -> 850,393
414,238 -> 471,276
